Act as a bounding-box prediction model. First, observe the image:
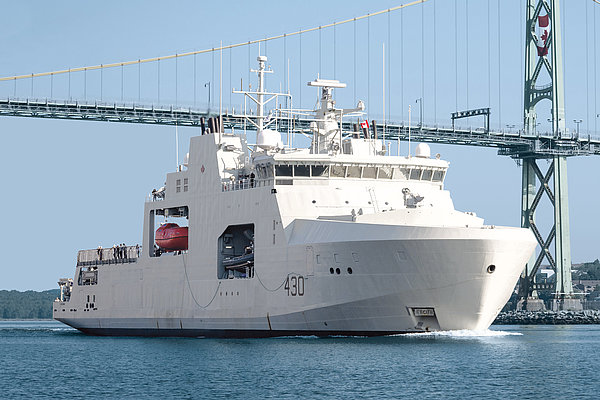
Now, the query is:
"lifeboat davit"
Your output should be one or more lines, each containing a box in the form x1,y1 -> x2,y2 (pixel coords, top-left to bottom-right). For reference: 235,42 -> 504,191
155,223 -> 188,251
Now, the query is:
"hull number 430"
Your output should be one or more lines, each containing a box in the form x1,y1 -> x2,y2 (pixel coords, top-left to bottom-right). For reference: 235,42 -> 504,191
285,276 -> 304,296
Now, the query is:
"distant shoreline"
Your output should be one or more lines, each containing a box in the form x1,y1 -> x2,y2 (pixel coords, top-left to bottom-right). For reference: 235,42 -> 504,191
494,310 -> 600,325
0,289 -> 59,320
0,318 -> 54,321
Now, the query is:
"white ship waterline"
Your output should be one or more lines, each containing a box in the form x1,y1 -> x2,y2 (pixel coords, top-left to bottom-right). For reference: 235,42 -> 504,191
53,56 -> 536,337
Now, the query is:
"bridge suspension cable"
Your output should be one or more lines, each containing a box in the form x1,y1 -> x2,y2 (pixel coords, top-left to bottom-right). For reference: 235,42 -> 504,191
0,0 -> 428,83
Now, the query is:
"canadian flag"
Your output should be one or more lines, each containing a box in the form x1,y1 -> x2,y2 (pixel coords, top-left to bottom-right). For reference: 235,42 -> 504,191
537,14 -> 550,57
360,120 -> 369,130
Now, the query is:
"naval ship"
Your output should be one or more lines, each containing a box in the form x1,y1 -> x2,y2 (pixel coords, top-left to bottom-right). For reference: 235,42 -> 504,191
53,56 -> 536,337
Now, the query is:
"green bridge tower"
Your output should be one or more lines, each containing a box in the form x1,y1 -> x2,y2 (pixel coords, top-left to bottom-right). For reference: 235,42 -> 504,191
519,0 -> 581,311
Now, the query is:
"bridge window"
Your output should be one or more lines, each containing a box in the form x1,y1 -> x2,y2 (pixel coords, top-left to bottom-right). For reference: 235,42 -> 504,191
256,165 -> 273,179
393,167 -> 409,180
346,166 -> 361,178
294,165 -> 311,177
330,165 -> 346,178
311,165 -> 329,177
432,170 -> 445,182
362,167 -> 377,179
409,169 -> 423,180
421,169 -> 433,181
378,166 -> 393,179
275,165 -> 292,177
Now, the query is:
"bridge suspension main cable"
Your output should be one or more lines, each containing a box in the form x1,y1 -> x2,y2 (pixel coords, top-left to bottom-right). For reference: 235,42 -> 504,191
0,0 -> 428,83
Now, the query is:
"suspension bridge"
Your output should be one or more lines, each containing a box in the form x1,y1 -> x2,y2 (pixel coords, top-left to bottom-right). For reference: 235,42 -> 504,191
1,0 -> 599,308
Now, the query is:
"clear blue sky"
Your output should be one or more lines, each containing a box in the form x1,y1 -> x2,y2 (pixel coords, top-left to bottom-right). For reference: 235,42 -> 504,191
0,0 -> 598,290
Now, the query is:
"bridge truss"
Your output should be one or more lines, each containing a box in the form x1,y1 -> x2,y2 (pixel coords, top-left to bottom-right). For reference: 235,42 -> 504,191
1,98 -> 599,159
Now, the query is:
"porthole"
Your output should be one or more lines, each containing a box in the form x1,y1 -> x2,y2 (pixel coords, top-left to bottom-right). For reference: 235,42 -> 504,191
347,267 -> 353,274
487,265 -> 496,274
312,200 -> 316,204
345,200 -> 349,204
335,268 -> 341,275
329,267 -> 334,274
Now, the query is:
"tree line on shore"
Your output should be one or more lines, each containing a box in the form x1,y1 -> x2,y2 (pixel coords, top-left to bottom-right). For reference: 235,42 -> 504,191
0,290 -> 59,319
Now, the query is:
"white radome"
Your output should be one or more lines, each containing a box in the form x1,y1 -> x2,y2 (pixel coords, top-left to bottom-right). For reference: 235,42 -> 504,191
415,143 -> 431,158
257,129 -> 283,150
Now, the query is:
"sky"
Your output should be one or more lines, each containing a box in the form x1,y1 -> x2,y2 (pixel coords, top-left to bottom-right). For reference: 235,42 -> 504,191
0,0 -> 599,290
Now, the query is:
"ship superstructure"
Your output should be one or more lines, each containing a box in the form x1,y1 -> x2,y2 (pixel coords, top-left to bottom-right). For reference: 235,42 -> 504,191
53,56 -> 536,336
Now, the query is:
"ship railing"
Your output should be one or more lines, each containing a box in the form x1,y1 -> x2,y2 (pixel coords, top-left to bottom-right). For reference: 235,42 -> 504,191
77,245 -> 141,266
146,194 -> 165,202
221,178 -> 273,192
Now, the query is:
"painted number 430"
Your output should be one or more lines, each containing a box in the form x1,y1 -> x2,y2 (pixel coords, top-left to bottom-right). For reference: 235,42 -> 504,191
284,276 -> 304,296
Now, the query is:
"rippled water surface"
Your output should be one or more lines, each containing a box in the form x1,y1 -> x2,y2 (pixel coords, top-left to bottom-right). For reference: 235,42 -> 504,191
1,321 -> 599,399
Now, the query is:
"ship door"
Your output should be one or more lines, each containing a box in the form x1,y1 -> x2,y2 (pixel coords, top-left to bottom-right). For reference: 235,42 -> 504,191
306,246 -> 314,276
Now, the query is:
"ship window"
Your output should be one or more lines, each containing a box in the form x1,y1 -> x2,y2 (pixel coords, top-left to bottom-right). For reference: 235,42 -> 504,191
258,165 -> 274,179
184,178 -> 188,184
346,165 -> 361,178
334,253 -> 340,263
330,165 -> 346,178
176,187 -> 181,193
311,165 -> 329,177
275,165 -> 292,177
378,166 -> 393,179
432,170 -> 445,182
393,167 -> 409,180
294,165 -> 310,177
176,179 -> 181,186
422,169 -> 433,181
265,166 -> 274,178
362,167 -> 377,179
409,169 -> 422,180
184,185 -> 188,192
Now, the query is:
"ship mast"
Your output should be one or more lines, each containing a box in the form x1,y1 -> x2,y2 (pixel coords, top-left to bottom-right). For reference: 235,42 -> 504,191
252,55 -> 270,137
232,56 -> 290,151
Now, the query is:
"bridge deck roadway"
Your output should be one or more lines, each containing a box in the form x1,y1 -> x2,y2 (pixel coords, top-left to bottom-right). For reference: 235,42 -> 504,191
1,98 -> 599,159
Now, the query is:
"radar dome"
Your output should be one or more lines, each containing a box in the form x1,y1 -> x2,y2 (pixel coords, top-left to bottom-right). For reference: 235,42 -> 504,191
257,129 -> 282,150
415,143 -> 431,158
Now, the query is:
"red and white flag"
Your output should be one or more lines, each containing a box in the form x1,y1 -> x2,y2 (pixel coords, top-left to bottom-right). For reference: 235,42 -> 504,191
360,120 -> 369,130
537,14 -> 550,57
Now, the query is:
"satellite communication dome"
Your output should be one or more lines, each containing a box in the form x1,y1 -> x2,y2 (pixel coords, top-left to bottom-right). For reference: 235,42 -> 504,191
257,129 -> 282,150
415,143 -> 431,158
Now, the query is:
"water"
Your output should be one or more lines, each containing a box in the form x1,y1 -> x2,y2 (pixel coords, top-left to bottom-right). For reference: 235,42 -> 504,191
1,321 -> 599,399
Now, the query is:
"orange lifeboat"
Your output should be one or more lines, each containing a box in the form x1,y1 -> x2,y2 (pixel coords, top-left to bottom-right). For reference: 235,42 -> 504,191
155,223 -> 188,251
